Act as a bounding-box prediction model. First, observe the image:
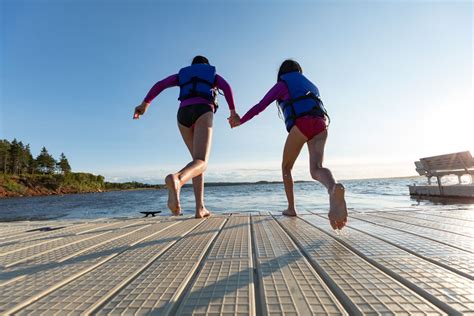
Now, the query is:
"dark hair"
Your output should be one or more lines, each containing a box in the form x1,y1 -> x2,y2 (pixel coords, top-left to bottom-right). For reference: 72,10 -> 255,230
277,59 -> 302,81
192,55 -> 210,65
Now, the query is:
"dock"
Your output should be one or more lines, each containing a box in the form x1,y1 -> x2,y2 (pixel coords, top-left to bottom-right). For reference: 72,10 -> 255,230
409,184 -> 474,200
409,151 -> 474,200
0,209 -> 473,315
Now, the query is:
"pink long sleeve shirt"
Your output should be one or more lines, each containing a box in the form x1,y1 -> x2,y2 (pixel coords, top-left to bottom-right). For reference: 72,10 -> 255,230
240,81 -> 290,124
143,74 -> 235,111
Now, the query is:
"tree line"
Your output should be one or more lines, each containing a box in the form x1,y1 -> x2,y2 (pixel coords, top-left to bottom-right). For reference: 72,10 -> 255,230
0,139 -> 71,175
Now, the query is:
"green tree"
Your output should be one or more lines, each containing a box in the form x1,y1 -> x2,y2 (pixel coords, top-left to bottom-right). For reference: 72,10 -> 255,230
17,141 -> 28,174
24,144 -> 35,174
36,147 -> 56,174
0,140 -> 10,174
57,153 -> 71,174
8,139 -> 20,174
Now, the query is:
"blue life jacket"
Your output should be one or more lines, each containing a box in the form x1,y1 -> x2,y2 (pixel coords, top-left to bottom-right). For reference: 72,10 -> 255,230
278,72 -> 328,132
178,64 -> 217,104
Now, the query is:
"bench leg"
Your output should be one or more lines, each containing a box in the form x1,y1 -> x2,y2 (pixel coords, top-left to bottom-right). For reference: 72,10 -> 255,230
436,176 -> 444,196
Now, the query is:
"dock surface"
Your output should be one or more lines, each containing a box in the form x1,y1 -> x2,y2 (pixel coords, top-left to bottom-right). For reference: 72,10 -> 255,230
0,209 -> 473,315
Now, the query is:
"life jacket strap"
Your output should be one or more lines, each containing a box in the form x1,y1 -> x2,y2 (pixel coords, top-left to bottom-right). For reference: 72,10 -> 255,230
281,93 -> 331,128
178,76 -> 216,102
282,92 -> 320,107
179,76 -> 214,88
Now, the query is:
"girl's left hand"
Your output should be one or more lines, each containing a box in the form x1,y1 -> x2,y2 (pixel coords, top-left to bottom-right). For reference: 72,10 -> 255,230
228,112 -> 241,128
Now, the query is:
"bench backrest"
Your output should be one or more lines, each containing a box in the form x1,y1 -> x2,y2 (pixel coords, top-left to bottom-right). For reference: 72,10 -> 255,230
420,151 -> 473,172
414,161 -> 429,176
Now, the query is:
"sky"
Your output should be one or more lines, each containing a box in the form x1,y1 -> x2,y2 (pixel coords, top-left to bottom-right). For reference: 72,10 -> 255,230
1,0 -> 472,183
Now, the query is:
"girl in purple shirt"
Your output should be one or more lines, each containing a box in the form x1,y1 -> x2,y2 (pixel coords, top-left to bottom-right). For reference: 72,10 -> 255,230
230,59 -> 347,230
134,56 -> 239,218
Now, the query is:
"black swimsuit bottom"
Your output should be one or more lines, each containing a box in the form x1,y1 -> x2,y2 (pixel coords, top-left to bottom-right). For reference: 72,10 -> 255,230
177,103 -> 213,128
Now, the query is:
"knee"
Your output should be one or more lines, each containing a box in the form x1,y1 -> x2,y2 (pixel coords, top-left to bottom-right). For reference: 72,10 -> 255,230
195,159 -> 207,170
282,162 -> 293,175
310,165 -> 324,179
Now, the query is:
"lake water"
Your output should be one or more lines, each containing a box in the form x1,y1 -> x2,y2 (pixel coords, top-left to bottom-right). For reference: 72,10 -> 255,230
0,177 -> 472,221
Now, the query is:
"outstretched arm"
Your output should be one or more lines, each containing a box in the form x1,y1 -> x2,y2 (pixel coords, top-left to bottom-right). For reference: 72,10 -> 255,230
134,74 -> 179,119
215,74 -> 240,125
237,81 -> 287,126
143,74 -> 179,104
215,75 -> 236,111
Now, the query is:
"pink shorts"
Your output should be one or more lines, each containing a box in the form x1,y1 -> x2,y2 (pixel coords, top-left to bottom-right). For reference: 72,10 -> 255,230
295,116 -> 327,140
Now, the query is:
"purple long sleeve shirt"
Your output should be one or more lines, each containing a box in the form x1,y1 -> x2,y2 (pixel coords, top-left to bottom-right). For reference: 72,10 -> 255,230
143,74 -> 235,111
239,81 -> 290,124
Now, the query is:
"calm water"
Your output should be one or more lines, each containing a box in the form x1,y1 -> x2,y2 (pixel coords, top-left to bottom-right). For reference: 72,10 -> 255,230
0,177 -> 472,221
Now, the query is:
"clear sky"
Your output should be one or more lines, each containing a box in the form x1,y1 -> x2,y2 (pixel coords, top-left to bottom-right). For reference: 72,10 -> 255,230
1,0 -> 472,183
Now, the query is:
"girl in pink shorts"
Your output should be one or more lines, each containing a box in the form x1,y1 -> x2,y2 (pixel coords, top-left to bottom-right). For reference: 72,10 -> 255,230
231,59 -> 347,229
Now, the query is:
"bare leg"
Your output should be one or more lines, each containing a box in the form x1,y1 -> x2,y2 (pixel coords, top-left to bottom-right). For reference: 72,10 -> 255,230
167,112 -> 213,217
165,174 -> 182,215
193,174 -> 210,218
307,130 -> 347,229
178,123 -> 209,218
307,131 -> 335,189
281,126 -> 307,216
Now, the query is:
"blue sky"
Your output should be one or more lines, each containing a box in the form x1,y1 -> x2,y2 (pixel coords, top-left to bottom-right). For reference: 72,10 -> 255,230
1,0 -> 472,182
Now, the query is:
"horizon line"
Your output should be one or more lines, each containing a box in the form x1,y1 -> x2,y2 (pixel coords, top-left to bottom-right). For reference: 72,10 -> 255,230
106,174 -> 422,185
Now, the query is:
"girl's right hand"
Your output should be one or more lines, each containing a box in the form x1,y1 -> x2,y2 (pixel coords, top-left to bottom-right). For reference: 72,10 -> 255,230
133,102 -> 149,119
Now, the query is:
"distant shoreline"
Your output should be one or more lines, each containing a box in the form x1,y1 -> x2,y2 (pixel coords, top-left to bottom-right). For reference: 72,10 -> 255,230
169,175 -> 422,187
1,174 -> 422,199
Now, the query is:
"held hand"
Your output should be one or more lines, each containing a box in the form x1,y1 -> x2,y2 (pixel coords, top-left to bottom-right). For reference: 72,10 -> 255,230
231,117 -> 241,128
133,102 -> 149,120
227,112 -> 241,128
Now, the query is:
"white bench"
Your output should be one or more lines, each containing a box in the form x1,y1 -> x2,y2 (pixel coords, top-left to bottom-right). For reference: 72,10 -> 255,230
415,151 -> 474,185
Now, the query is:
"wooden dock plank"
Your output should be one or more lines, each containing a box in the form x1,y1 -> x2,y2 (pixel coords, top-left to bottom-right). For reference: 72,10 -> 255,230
251,215 -> 347,315
304,215 -> 472,314
275,216 -> 445,315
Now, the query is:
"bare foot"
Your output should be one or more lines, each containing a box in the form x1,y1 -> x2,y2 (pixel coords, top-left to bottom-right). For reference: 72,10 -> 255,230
165,174 -> 181,215
195,207 -> 211,218
328,183 -> 348,230
282,208 -> 297,216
